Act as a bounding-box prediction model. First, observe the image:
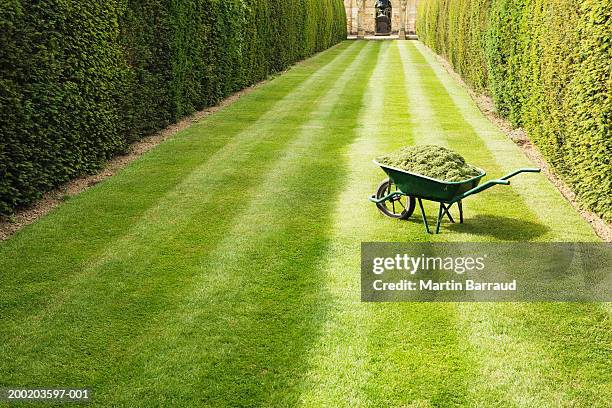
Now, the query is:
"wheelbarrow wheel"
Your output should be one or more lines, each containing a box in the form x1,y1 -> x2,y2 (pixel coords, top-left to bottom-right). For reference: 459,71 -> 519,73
375,179 -> 416,220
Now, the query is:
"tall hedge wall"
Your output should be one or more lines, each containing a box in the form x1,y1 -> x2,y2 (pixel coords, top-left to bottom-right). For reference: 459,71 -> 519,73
417,0 -> 611,221
0,0 -> 346,216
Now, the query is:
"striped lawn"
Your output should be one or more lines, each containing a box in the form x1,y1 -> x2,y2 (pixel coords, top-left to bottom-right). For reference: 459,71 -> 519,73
0,40 -> 609,407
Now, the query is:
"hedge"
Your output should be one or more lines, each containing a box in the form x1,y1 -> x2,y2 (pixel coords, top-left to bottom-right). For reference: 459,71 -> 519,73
417,0 -> 611,222
0,0 -> 346,216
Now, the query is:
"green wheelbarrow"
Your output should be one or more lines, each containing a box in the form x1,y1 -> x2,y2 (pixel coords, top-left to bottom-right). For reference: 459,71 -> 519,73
369,160 -> 541,234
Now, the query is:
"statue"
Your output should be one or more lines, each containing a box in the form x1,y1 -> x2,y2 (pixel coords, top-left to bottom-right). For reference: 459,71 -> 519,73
375,0 -> 392,10
374,0 -> 392,35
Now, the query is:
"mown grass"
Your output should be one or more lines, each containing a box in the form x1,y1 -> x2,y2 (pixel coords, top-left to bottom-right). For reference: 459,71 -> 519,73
0,40 -> 609,407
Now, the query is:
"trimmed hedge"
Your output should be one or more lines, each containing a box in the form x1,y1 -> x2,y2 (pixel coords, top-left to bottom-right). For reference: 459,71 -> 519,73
417,0 -> 611,221
0,0 -> 346,216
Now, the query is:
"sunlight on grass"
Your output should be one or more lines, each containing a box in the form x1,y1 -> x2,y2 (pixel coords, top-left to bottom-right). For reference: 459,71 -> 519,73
0,40 -> 608,407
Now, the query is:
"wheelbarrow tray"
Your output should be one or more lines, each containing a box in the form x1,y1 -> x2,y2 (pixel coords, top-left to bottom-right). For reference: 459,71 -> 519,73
373,160 -> 486,203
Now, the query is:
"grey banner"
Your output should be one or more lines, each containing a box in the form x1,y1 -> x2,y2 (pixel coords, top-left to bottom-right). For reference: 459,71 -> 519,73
361,242 -> 612,302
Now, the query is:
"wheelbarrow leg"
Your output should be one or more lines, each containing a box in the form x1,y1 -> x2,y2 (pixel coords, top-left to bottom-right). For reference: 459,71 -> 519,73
440,203 -> 455,223
458,200 -> 463,224
435,203 -> 455,233
435,203 -> 443,234
417,198 -> 430,234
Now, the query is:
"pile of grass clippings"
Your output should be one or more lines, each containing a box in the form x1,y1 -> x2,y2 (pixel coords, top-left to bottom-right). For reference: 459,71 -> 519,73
376,145 -> 482,182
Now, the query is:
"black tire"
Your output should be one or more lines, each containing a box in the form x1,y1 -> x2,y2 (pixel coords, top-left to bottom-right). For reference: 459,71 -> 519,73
375,179 -> 416,220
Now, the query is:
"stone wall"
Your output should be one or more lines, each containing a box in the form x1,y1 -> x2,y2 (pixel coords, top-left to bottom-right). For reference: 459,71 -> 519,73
344,0 -> 419,36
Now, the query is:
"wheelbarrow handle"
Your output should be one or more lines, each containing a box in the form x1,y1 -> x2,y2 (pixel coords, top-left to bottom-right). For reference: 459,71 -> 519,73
450,179 -> 509,203
450,167 -> 540,203
369,191 -> 405,204
499,167 -> 541,180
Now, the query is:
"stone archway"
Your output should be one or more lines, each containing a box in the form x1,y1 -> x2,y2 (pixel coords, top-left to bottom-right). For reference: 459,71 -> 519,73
345,0 -> 418,38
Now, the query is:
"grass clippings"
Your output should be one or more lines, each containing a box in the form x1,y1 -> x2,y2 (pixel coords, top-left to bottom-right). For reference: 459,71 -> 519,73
377,144 -> 482,182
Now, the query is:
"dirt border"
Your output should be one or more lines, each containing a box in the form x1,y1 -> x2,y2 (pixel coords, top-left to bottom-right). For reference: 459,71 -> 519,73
0,81 -> 266,241
431,53 -> 611,242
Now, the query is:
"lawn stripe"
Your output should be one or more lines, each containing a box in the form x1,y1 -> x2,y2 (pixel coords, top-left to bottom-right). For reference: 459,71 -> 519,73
0,41 -> 364,390
360,42 -> 475,407
412,41 -> 609,406
74,42 -> 378,406
413,41 -> 597,242
296,41 -> 394,407
397,41 -> 448,147
297,41 -> 476,407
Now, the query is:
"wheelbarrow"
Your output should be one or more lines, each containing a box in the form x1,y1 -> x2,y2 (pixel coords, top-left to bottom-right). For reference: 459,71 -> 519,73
369,160 -> 541,234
